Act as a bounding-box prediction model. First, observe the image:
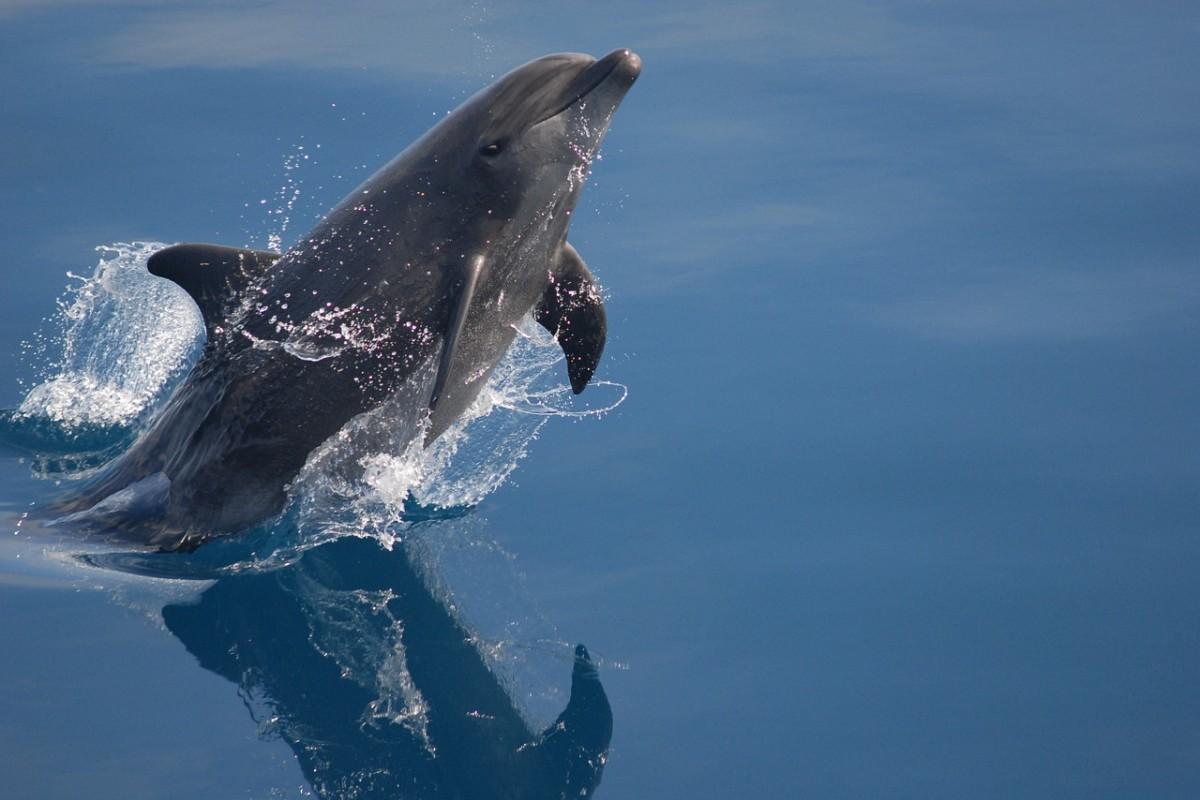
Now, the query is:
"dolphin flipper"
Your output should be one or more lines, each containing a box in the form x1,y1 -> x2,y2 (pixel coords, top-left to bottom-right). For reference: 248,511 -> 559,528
147,243 -> 280,337
535,243 -> 607,393
521,643 -> 613,796
430,255 -> 485,411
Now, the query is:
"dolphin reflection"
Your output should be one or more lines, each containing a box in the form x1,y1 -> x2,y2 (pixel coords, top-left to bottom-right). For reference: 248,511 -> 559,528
159,535 -> 612,798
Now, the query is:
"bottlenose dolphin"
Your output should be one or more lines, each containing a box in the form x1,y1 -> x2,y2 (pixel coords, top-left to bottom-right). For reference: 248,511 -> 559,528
52,49 -> 641,549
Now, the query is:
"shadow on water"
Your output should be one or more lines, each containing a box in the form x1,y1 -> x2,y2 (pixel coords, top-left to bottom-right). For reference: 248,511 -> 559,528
152,534 -> 611,799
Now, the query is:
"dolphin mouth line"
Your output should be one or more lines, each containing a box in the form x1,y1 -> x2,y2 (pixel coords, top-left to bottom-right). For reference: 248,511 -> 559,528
531,50 -> 636,127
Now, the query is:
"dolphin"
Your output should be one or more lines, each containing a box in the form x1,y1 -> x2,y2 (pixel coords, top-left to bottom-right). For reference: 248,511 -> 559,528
51,49 -> 641,549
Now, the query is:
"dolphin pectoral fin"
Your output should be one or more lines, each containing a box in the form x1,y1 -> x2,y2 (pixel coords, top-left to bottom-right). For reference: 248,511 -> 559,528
521,644 -> 613,794
535,243 -> 607,394
430,255 -> 485,411
147,243 -> 281,336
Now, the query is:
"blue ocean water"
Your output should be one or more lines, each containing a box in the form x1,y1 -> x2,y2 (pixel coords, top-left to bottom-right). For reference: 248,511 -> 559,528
2,3 -> 1200,798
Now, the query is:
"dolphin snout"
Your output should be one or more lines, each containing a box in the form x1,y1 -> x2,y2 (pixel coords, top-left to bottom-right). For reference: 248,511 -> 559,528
600,49 -> 638,79
595,48 -> 642,87
537,49 -> 641,126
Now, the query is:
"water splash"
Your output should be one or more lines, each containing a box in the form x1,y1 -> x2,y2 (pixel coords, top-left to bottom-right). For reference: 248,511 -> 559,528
15,242 -> 203,432
275,314 -> 625,556
244,140 -> 322,254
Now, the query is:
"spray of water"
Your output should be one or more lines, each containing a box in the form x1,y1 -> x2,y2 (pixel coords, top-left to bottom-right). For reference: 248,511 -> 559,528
15,242 -> 203,431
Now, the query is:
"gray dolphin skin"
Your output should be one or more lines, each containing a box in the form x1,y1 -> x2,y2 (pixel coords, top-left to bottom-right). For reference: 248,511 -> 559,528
53,49 -> 641,549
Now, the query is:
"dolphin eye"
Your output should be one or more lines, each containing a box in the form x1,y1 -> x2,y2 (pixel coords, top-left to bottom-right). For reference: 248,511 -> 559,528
480,142 -> 503,157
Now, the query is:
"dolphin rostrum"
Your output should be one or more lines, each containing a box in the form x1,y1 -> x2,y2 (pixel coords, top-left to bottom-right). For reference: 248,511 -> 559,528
52,49 -> 641,549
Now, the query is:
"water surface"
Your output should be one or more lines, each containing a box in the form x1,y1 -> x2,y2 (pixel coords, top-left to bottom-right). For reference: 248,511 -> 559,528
2,2 -> 1200,798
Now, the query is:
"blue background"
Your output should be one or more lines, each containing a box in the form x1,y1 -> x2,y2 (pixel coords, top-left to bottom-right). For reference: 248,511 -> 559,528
2,2 -> 1199,797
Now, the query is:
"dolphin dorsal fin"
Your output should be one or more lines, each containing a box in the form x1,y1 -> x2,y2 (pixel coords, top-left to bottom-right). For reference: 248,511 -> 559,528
535,242 -> 606,393
147,243 -> 281,337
